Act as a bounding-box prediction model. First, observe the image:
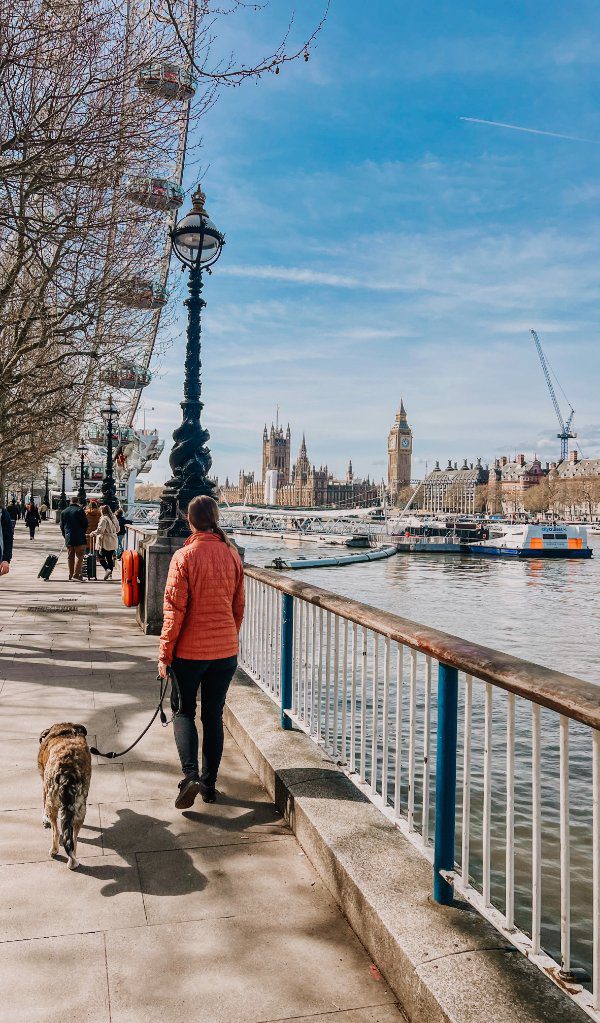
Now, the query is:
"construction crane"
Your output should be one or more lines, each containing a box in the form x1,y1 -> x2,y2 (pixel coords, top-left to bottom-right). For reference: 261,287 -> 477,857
530,329 -> 576,462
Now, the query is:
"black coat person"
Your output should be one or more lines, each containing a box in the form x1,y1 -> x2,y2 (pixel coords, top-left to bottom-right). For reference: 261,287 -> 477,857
24,503 -> 41,540
60,499 -> 89,581
0,507 -> 14,575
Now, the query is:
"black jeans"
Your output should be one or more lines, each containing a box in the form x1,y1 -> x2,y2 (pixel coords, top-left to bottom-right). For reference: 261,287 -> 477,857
98,549 -> 115,572
171,655 -> 237,786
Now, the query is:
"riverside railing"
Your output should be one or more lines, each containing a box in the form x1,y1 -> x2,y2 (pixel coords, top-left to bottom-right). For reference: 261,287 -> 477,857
239,563 -> 600,1021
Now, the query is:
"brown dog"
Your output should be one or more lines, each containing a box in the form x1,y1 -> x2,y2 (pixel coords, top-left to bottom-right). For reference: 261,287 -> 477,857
38,722 -> 91,870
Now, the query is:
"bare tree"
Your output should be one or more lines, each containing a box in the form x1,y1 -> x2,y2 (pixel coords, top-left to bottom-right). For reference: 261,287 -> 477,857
522,482 -> 550,516
0,0 -> 328,493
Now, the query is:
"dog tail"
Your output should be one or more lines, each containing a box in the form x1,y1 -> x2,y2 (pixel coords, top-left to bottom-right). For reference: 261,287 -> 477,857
60,816 -> 75,857
57,769 -> 78,857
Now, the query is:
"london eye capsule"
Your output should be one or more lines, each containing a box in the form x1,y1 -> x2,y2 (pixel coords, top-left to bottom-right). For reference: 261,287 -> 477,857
86,423 -> 136,445
126,175 -> 184,212
100,363 -> 152,390
117,277 -> 168,310
138,61 -> 196,101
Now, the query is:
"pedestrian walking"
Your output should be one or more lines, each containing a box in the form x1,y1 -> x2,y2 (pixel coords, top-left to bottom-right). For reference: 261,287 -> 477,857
90,505 -> 118,580
24,502 -> 41,540
0,504 -> 14,576
40,502 -> 48,521
7,500 -> 18,523
115,507 -> 130,559
84,500 -> 101,547
158,495 -> 245,810
60,496 -> 89,581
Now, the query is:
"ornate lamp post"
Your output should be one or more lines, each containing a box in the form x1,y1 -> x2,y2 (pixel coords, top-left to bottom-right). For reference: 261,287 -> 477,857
158,185 -> 225,535
59,460 -> 69,510
30,475 -> 35,504
77,438 -> 88,506
43,468 -> 50,510
100,394 -> 119,511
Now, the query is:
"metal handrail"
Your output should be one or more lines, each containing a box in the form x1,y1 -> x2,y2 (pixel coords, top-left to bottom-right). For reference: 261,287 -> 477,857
238,564 -> 600,1018
244,564 -> 600,730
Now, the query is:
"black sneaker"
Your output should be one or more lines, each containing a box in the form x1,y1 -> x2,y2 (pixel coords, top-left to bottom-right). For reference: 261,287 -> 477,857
175,775 -> 201,810
199,781 -> 216,804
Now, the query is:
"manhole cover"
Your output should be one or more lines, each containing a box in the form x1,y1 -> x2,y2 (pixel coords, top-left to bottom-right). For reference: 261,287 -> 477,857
23,604 -> 97,614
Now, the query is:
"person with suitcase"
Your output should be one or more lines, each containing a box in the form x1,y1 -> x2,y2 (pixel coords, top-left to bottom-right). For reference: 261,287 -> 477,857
90,505 -> 118,580
60,496 -> 89,581
84,534 -> 97,581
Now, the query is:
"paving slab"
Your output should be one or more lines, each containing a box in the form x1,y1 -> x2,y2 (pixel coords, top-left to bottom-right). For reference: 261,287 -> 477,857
0,852 -> 147,940
138,835 -> 336,926
0,931 -> 110,1023
104,916 -> 399,1023
0,737 -> 46,810
98,797 -> 286,855
0,804 -> 103,864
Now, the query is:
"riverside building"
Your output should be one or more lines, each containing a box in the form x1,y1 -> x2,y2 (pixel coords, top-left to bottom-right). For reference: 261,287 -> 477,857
422,451 -> 600,516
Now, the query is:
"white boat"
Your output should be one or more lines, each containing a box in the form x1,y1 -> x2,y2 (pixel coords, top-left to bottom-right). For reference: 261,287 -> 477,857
468,523 -> 592,559
269,546 -> 398,570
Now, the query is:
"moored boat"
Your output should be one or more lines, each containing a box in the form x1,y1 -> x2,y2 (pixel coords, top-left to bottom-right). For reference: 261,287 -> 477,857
468,523 -> 592,559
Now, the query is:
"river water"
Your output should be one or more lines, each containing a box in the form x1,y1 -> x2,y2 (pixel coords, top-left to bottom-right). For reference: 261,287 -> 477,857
238,531 -> 600,977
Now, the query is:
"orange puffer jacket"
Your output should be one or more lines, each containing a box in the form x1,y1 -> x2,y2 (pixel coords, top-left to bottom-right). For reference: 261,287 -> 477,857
159,531 -> 245,664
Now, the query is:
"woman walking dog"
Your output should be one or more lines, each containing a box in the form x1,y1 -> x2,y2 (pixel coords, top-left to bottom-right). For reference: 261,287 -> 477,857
158,495 -> 244,810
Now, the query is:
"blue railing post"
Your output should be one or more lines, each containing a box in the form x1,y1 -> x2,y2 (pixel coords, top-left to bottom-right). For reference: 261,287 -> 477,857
433,661 -> 459,905
281,593 -> 294,730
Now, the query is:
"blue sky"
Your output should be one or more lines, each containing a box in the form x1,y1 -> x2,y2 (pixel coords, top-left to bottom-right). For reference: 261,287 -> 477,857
142,0 -> 600,485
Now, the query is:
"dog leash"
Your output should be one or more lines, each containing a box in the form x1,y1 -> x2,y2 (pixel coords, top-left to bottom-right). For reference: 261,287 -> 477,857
90,666 -> 181,760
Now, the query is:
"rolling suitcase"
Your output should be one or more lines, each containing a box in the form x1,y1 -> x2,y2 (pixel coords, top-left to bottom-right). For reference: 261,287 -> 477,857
38,544 -> 65,581
85,537 -> 97,581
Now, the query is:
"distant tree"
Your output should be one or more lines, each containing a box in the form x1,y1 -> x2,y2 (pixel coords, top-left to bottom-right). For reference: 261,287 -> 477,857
134,483 -> 164,502
523,482 -> 550,516
474,482 -> 501,514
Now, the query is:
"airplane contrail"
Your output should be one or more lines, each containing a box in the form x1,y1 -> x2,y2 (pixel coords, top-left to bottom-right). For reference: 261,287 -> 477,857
460,116 -> 598,144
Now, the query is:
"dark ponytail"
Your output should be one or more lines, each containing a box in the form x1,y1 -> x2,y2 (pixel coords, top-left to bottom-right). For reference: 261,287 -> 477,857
187,495 -> 232,546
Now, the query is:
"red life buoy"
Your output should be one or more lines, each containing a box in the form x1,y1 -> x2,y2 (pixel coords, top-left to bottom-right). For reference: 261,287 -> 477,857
121,549 -> 141,607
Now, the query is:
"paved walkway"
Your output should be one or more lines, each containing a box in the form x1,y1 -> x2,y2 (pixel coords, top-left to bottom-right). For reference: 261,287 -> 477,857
0,521 -> 405,1023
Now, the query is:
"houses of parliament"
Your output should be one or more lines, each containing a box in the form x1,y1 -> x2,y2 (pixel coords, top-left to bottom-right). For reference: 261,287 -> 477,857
217,401 -> 413,509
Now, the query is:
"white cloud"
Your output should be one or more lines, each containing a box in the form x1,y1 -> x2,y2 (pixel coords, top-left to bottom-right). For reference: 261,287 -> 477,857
220,263 -> 405,292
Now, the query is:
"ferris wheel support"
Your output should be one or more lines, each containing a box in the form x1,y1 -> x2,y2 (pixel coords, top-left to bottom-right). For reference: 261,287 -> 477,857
124,0 -> 198,429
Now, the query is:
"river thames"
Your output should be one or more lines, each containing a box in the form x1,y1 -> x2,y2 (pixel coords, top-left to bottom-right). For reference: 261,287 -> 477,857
238,530 -> 599,977
240,533 -> 600,685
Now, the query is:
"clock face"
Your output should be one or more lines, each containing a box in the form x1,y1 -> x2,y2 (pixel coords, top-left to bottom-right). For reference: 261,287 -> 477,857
401,437 -> 410,449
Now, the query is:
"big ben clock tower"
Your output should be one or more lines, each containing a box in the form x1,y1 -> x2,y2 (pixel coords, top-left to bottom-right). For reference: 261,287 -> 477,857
387,398 -> 412,504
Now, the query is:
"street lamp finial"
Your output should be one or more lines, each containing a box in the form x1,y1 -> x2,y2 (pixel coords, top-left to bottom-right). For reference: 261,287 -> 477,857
191,184 -> 207,213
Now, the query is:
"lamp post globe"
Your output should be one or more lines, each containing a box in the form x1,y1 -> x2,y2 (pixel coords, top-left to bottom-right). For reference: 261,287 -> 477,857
59,460 -> 69,510
77,439 -> 88,506
100,394 -> 119,511
158,185 -> 225,536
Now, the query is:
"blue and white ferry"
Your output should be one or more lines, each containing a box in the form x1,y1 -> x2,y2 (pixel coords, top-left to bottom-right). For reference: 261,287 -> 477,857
468,523 -> 592,559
